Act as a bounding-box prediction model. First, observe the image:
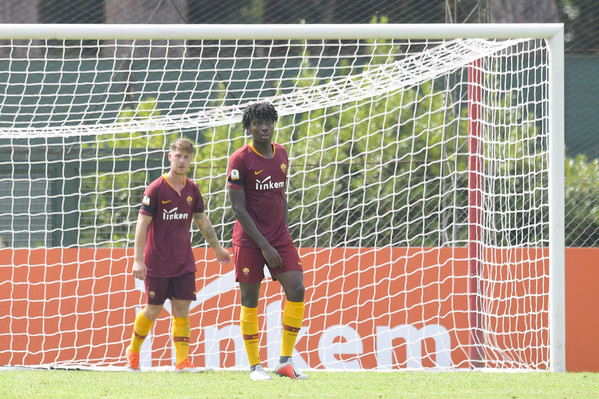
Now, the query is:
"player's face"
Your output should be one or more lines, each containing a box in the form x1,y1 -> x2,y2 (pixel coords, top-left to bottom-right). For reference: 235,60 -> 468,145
168,148 -> 192,175
248,119 -> 274,144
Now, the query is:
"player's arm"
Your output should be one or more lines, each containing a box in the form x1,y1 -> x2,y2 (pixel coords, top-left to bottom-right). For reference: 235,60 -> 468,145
228,186 -> 283,268
132,213 -> 152,280
193,212 -> 231,263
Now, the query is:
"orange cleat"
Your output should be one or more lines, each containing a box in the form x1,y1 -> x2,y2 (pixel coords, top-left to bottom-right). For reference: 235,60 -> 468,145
274,359 -> 308,380
175,358 -> 196,372
126,347 -> 140,371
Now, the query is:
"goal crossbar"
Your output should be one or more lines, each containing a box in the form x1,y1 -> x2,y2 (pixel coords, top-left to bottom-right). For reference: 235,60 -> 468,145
0,23 -> 564,40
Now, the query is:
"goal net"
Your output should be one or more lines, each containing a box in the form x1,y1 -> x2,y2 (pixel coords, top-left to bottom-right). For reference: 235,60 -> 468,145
0,24 -> 564,371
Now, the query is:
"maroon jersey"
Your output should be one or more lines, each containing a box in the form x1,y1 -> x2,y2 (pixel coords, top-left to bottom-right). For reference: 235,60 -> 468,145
227,143 -> 294,248
139,173 -> 204,277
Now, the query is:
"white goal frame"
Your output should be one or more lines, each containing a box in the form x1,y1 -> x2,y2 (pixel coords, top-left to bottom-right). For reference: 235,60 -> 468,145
0,23 -> 565,372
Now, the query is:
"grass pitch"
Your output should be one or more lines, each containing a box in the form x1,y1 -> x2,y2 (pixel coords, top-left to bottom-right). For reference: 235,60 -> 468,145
0,369 -> 597,398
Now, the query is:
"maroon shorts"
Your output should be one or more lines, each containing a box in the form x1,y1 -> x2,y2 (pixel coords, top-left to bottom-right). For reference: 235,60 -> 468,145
233,243 -> 303,284
144,272 -> 197,305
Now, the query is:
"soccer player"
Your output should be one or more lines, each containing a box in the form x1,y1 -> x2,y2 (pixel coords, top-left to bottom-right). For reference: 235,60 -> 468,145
227,101 -> 307,381
126,138 -> 231,371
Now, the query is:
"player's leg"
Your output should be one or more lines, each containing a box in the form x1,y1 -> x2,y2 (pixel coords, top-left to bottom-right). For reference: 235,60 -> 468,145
131,303 -> 163,351
127,303 -> 162,370
171,298 -> 194,370
126,276 -> 168,370
234,245 -> 271,380
170,272 -> 197,371
240,282 -> 271,380
272,246 -> 305,362
276,270 -> 305,360
269,244 -> 308,379
239,282 -> 263,372
273,271 -> 307,379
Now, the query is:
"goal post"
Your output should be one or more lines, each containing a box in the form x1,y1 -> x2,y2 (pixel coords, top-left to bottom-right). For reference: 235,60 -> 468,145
0,23 -> 565,372
547,24 -> 566,374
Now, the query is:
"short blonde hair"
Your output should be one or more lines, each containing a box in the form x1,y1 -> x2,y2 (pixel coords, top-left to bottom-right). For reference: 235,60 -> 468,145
169,138 -> 193,154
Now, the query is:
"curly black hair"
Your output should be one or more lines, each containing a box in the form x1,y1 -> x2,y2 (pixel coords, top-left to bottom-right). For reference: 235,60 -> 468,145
241,101 -> 278,131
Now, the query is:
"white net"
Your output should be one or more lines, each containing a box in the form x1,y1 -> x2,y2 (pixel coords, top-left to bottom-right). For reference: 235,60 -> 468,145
0,27 -> 553,370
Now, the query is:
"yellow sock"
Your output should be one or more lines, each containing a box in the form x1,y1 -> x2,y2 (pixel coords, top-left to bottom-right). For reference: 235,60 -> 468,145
240,306 -> 260,366
129,311 -> 154,353
172,316 -> 191,365
281,301 -> 304,357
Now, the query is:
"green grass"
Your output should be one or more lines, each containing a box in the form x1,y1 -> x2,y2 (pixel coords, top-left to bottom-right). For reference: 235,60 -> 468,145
0,369 -> 597,399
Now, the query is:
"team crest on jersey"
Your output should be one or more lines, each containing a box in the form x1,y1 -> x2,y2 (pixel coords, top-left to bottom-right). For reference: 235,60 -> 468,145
280,163 -> 287,173
187,196 -> 192,206
142,195 -> 151,206
148,290 -> 156,299
243,267 -> 250,276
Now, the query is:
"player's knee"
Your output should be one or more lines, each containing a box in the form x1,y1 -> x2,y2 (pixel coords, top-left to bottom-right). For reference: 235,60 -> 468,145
240,286 -> 261,307
143,304 -> 163,321
286,282 -> 305,302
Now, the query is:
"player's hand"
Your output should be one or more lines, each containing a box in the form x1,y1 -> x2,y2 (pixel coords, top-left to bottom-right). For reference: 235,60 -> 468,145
261,245 -> 283,268
132,259 -> 147,280
214,247 -> 232,264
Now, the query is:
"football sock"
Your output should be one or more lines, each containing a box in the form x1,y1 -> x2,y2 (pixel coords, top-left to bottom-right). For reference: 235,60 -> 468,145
280,300 -> 304,358
240,305 -> 261,367
129,310 -> 154,353
172,316 -> 191,365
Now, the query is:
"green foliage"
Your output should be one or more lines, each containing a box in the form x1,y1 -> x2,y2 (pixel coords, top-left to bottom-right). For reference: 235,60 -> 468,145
267,37 -> 471,247
191,122 -> 246,246
78,40 -> 599,250
79,98 -> 178,247
276,88 -> 468,247
565,154 -> 599,246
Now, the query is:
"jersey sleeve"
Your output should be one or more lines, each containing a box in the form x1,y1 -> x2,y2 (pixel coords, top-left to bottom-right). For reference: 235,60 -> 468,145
227,150 -> 247,190
193,182 -> 205,214
140,181 -> 158,216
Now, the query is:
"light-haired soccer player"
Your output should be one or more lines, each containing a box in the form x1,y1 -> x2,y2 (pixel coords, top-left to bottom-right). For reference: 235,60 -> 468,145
126,138 -> 231,371
227,101 -> 308,380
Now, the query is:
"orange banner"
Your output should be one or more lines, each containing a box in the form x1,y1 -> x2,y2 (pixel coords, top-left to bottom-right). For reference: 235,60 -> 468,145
0,247 -> 596,371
